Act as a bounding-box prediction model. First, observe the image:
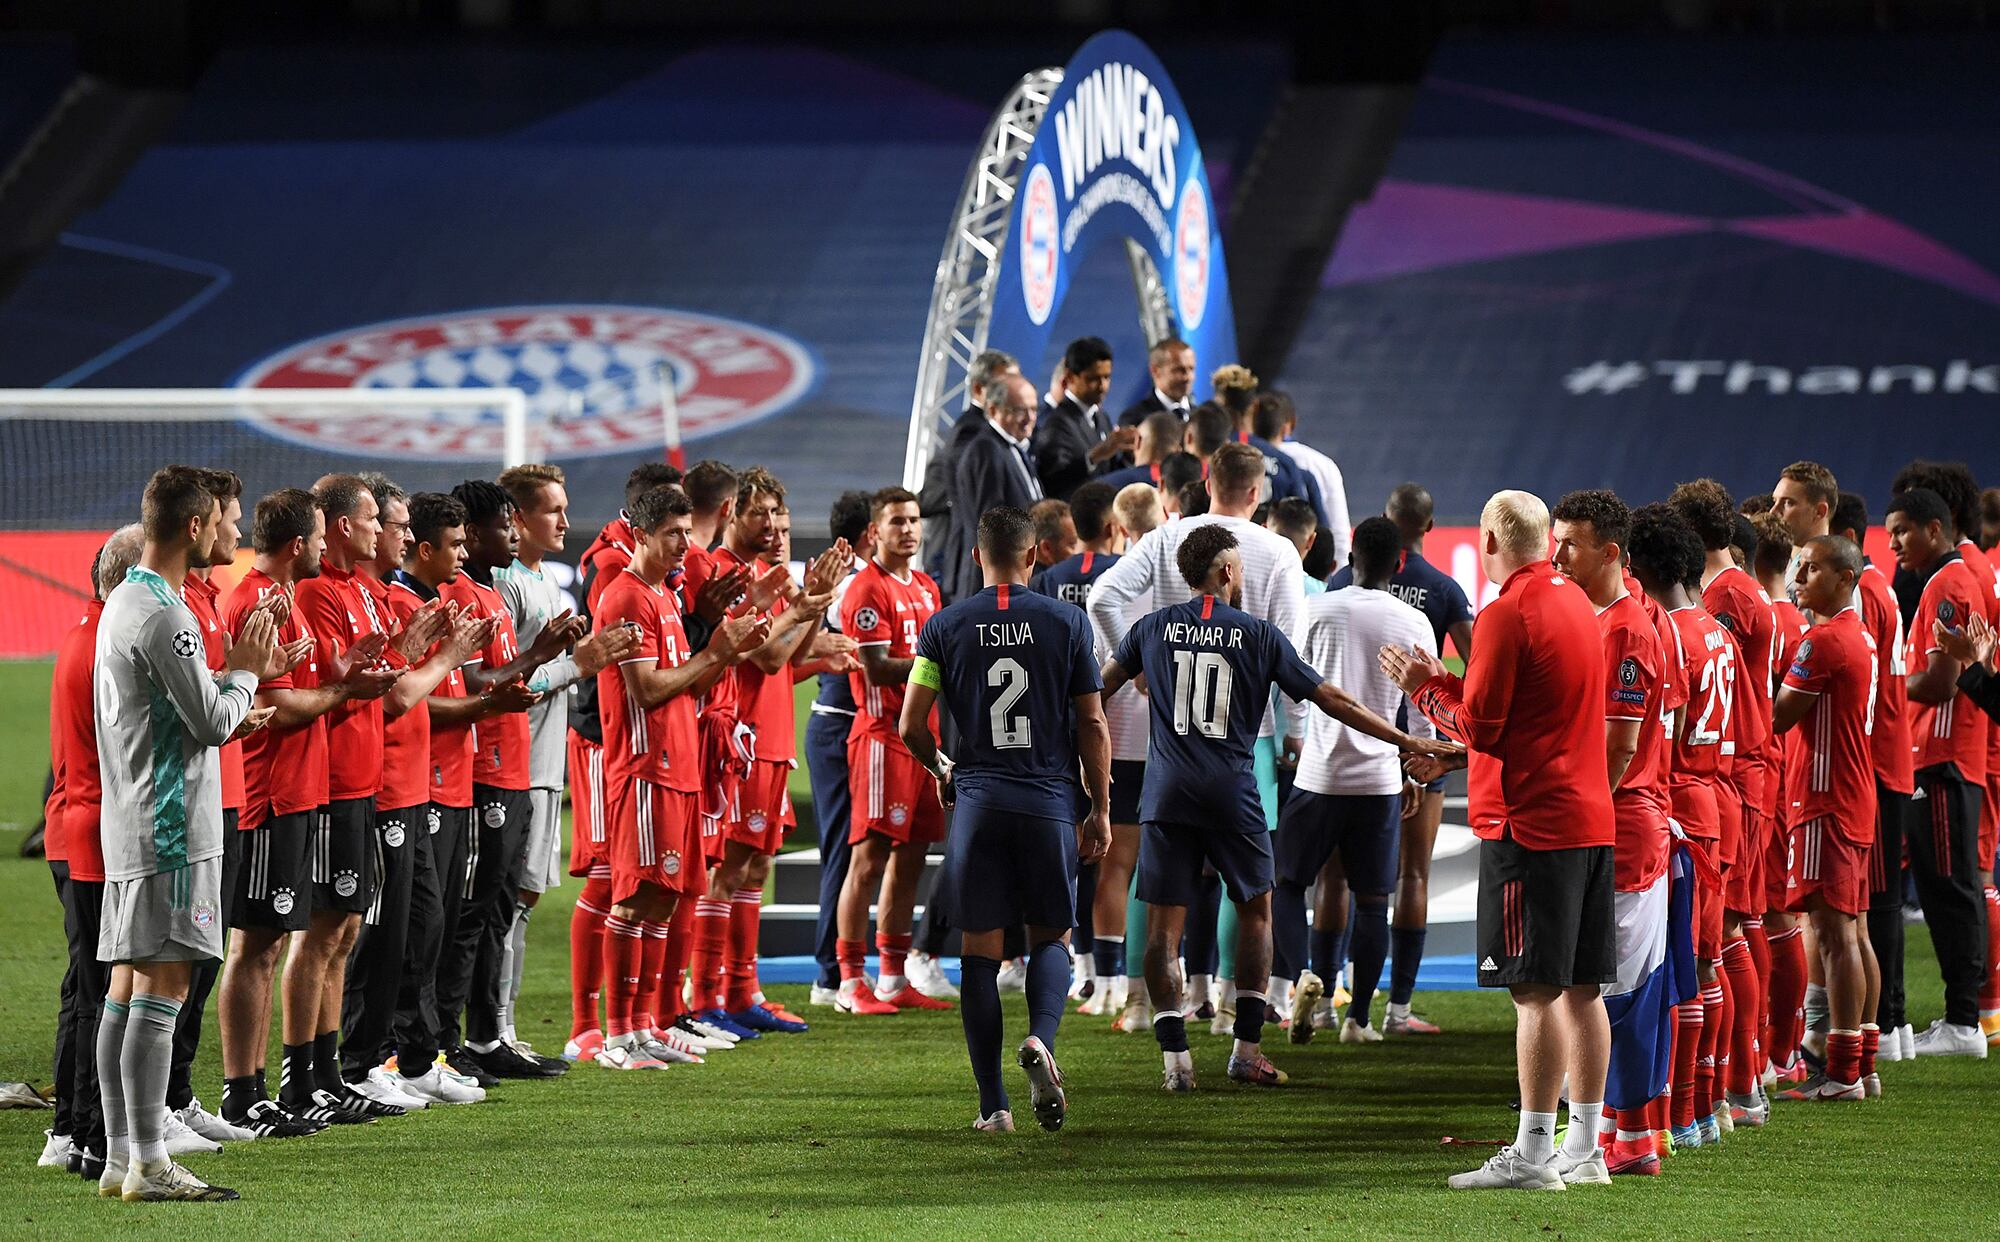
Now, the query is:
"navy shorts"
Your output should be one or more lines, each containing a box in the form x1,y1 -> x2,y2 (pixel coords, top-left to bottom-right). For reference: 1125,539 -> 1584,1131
1109,760 -> 1145,825
1136,821 -> 1274,907
939,802 -> 1077,933
1275,791 -> 1401,895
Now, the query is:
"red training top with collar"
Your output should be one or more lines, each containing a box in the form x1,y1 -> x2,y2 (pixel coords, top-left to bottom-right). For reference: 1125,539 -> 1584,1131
49,602 -> 105,879
842,557 -> 941,743
225,569 -> 328,828
1412,564 -> 1615,851
182,573 -> 245,812
295,561 -> 392,801
1908,555 -> 1990,783
1600,591 -> 1676,890
1782,605 -> 1879,846
441,571 -> 529,791
1953,538 -> 2000,779
595,568 -> 703,794
1858,564 -> 1913,794
429,661 -> 473,809
377,577 -> 434,812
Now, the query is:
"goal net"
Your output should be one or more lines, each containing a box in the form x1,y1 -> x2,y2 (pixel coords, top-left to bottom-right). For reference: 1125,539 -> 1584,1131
0,387 -> 535,656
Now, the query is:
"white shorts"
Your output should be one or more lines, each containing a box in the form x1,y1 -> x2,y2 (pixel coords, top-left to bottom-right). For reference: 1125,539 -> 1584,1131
1604,872 -> 1670,1000
99,857 -> 226,964
518,787 -> 565,894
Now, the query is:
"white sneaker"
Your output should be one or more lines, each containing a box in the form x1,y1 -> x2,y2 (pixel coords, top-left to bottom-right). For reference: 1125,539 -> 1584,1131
38,1130 -> 76,1167
1551,1147 -> 1611,1185
809,983 -> 842,1007
1446,1146 -> 1567,1191
645,1026 -> 709,1063
398,1064 -> 485,1104
685,1016 -> 743,1045
177,1098 -> 258,1141
1288,971 -> 1325,1045
673,1018 -> 735,1051
1112,999 -> 1152,1033
1876,1030 -> 1906,1063
1208,1001 -> 1236,1037
98,1149 -> 127,1198
1898,1023 -> 1916,1060
995,959 -> 1028,993
1910,1018 -> 1988,1058
908,951 -> 960,999
636,1032 -> 703,1066
163,1109 -> 223,1156
1340,1017 -> 1383,1044
354,1069 -> 430,1111
973,1109 -> 1015,1133
121,1156 -> 239,1201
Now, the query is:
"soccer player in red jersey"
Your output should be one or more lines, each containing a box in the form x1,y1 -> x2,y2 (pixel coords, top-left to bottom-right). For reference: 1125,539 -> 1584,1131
1550,491 -> 1682,1178
594,485 -> 768,1069
833,487 -> 953,1015
1887,487 -> 1992,1057
1830,492 -> 1918,1056
1385,491 -> 1617,1190
701,470 -> 853,1034
1773,536 -> 1882,1099
1669,479 -> 1778,1138
563,463 -> 677,1060
1751,512 -> 1810,1085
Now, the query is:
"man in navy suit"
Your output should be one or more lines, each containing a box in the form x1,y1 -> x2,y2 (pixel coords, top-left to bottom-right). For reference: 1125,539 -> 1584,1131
949,372 -> 1043,601
1117,338 -> 1196,429
1033,337 -> 1139,502
921,350 -> 1019,586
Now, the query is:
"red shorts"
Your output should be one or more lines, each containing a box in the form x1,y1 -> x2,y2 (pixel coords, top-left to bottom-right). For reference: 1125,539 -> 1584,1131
729,758 -> 797,855
1714,778 -> 1744,869
1668,780 -> 1718,841
698,715 -> 742,865
847,733 -> 944,846
1785,815 -> 1870,917
1694,862 -> 1724,961
609,776 -> 705,905
566,731 -> 608,878
1725,811 -> 1765,914
1762,809 -> 1791,911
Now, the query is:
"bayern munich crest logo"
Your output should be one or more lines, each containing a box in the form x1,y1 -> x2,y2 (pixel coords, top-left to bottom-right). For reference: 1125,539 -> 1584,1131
1173,178 -> 1211,331
233,304 -> 815,461
1019,164 -> 1061,326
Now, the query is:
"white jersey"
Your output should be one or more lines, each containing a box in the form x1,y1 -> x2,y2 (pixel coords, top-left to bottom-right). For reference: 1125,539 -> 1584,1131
1287,585 -> 1434,796
94,565 -> 259,881
494,558 -> 579,789
1089,513 -> 1304,738
1276,437 -> 1351,566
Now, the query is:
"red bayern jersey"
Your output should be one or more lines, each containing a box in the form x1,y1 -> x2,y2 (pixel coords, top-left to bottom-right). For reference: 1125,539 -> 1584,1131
1704,565 -> 1775,759
1782,606 -> 1879,845
1956,538 -> 2000,777
595,568 -> 703,794
1600,591 -> 1674,890
295,561 -> 391,801
843,558 -> 941,742
1666,606 -> 1736,792
225,569 -> 329,826
713,546 -> 802,760
182,572 -> 245,812
377,577 -> 433,812
1908,555 -> 1990,782
581,516 -> 636,615
685,543 -> 739,725
1412,565 -> 1615,851
1858,563 -> 1913,793
441,571 -> 530,791
49,602 -> 105,880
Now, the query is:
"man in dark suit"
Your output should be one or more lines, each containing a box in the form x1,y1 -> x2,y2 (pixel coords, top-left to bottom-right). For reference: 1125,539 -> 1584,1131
1032,337 -> 1139,502
1115,336 -> 1197,428
921,349 -> 1019,584
948,371 -> 1042,600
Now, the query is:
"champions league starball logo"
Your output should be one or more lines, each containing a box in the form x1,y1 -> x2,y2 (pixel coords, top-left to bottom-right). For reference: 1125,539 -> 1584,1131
234,305 -> 814,461
1019,165 -> 1061,327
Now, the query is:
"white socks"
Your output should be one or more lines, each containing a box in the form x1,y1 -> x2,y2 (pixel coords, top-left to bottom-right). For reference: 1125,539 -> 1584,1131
1386,1000 -> 1412,1023
1562,1100 -> 1603,1158
1516,1109 -> 1559,1164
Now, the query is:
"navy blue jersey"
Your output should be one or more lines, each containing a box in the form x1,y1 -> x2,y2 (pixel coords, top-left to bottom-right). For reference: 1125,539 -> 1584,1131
1329,549 -> 1473,656
1032,550 -> 1121,613
1113,595 -> 1324,833
1098,462 -> 1164,493
913,583 -> 1101,821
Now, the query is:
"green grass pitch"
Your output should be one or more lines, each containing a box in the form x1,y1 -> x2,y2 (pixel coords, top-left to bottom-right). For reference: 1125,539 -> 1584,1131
0,659 -> 1990,1238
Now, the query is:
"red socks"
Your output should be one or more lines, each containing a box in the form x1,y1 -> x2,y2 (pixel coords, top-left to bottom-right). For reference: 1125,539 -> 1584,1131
1695,980 -> 1726,1118
604,914 -> 645,1038
1859,1023 -> 1880,1080
836,937 -> 868,984
689,898 -> 731,1014
1827,1029 -> 1863,1085
633,920 -> 670,1031
876,931 -> 912,985
1673,1000 -> 1703,1128
662,898 -> 695,1020
1742,915 -> 1772,1051
569,877 -> 612,1038
1766,924 -> 1807,1067
1721,937 -> 1760,1096
724,887 -> 763,1011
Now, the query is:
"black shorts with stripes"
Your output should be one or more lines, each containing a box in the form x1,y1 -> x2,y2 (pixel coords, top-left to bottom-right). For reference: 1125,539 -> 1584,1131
312,797 -> 379,915
226,810 -> 314,932
1475,831 -> 1616,990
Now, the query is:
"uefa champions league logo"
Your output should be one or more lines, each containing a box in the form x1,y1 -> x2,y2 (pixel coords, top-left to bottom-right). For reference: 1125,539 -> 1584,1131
234,305 -> 814,461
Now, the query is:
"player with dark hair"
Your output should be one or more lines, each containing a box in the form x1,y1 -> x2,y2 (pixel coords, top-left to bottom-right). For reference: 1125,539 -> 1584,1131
1278,516 -> 1436,1046
1886,487 -> 1992,1057
1107,523 -> 1451,1091
902,506 -> 1112,1131
1031,336 -> 1134,500
1097,411 -> 1186,493
833,487 -> 951,1014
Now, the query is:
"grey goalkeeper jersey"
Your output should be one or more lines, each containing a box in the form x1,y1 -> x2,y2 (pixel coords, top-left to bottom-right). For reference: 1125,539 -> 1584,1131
94,565 -> 259,882
494,558 -> 579,790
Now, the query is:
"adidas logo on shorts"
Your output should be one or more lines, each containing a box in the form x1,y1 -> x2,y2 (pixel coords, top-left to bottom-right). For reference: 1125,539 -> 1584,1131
1479,956 -> 1498,971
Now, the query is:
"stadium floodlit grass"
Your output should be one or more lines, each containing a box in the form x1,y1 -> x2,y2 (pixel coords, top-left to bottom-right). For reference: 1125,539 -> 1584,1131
0,668 -> 1991,1238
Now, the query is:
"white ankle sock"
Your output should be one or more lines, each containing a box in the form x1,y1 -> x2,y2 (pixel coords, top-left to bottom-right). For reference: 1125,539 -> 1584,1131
1562,1100 -> 1602,1158
1516,1110 -> 1558,1164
